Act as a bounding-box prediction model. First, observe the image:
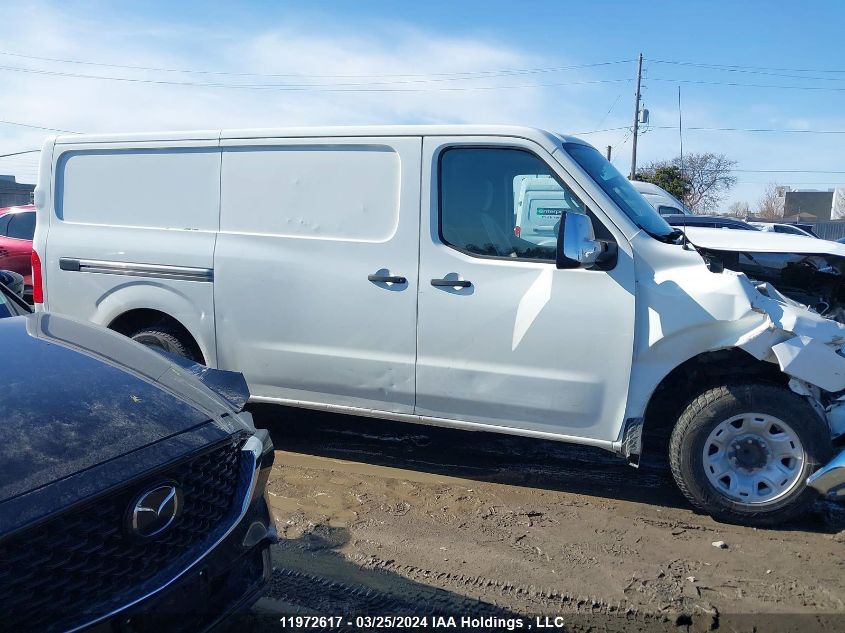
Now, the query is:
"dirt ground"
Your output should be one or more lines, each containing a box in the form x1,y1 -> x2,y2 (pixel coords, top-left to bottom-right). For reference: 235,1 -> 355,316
232,404 -> 845,632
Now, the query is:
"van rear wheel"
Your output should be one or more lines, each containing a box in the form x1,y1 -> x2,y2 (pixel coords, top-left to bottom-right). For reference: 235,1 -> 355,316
669,383 -> 830,526
130,327 -> 197,362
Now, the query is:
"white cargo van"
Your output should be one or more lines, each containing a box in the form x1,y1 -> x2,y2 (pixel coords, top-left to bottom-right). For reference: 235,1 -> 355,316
513,175 -> 566,245
33,125 -> 845,525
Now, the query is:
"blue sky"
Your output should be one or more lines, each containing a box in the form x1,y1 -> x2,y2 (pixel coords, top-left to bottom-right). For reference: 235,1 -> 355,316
1,0 -> 844,209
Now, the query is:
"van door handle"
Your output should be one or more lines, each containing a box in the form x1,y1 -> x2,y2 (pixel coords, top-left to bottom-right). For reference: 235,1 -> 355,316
431,278 -> 471,288
368,274 -> 407,284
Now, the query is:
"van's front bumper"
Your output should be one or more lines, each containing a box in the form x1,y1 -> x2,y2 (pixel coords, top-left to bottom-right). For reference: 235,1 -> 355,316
808,450 -> 845,498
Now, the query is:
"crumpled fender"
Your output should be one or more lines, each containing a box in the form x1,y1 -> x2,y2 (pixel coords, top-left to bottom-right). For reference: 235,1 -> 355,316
738,281 -> 845,392
624,236 -> 845,428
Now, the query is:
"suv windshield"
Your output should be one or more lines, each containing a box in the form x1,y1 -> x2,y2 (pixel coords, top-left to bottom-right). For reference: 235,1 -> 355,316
563,143 -> 678,240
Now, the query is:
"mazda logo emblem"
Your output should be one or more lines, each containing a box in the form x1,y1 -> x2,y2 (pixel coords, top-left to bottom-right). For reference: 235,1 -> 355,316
127,483 -> 183,538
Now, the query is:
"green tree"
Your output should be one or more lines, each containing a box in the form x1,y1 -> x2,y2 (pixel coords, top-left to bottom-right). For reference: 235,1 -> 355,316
634,165 -> 691,204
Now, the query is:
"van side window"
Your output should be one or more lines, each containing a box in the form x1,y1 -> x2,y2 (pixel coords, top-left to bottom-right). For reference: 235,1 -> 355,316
6,213 -> 35,241
439,147 -> 588,262
0,215 -> 10,236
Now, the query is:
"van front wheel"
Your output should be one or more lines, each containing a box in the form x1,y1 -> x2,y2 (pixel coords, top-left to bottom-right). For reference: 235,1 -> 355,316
669,383 -> 830,526
130,327 -> 197,362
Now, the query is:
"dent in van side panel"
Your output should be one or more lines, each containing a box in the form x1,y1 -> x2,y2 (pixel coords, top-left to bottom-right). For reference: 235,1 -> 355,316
214,137 -> 422,413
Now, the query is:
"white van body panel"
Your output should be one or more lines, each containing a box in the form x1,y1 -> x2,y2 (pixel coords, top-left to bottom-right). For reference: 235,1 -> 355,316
40,138 -> 220,365
220,125 -> 564,151
214,136 -> 421,413
416,136 -> 637,441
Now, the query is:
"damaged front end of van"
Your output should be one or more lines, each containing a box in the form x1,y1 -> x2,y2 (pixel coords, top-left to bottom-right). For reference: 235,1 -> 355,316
625,239 -> 845,501
738,283 -> 845,498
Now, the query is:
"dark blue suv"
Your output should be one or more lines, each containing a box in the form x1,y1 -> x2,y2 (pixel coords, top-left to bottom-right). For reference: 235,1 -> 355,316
0,279 -> 275,632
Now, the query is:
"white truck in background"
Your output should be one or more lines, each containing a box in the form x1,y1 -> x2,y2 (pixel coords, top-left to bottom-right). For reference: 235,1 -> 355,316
31,125 -> 845,525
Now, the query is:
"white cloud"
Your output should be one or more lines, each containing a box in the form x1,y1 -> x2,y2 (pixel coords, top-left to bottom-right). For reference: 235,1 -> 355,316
0,1 -> 620,184
2,2 -> 843,212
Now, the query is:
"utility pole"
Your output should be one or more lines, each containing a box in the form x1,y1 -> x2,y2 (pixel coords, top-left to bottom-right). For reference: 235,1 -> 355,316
629,53 -> 643,179
678,85 -> 684,177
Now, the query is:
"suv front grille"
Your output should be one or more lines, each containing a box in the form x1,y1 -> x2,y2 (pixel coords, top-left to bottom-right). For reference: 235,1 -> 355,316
0,436 -> 245,632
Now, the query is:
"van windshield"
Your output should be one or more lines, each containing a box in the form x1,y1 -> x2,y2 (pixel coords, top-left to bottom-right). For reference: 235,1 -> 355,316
563,143 -> 679,241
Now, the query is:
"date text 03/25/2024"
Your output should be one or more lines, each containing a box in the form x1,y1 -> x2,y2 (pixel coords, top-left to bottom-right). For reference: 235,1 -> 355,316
275,615 -> 572,629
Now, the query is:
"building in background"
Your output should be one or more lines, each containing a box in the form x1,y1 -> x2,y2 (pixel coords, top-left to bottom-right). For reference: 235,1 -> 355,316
783,189 -> 834,222
0,175 -> 35,207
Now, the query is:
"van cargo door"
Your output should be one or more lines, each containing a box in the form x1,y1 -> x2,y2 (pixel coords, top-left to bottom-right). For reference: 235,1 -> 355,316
215,136 -> 421,414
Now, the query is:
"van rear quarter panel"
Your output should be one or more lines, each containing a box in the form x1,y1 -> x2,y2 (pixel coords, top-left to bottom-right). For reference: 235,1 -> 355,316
44,142 -> 220,364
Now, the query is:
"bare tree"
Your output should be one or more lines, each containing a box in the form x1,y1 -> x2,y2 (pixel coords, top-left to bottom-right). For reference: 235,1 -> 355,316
676,153 -> 738,213
727,201 -> 750,218
833,188 -> 845,221
756,184 -> 785,220
641,152 -> 737,213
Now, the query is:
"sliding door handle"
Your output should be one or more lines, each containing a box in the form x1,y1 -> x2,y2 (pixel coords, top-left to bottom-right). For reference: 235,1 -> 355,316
431,278 -> 471,288
368,274 -> 407,284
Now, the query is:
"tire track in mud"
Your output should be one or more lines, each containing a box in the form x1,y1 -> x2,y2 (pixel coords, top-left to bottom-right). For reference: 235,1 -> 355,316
257,562 -> 717,633
265,567 -> 514,615
347,553 -> 703,622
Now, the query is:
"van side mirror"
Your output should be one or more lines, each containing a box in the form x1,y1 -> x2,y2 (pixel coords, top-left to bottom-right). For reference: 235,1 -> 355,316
556,212 -> 604,269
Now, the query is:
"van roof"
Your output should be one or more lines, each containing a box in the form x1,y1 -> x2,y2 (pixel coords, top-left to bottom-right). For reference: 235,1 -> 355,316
629,180 -> 668,195
52,125 -> 589,150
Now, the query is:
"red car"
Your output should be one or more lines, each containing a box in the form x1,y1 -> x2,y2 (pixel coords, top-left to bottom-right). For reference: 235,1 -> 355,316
0,205 -> 36,297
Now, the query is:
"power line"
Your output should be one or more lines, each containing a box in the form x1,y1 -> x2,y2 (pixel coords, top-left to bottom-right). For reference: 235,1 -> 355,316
571,126 -> 630,135
737,181 -> 845,185
592,93 -> 623,130
0,51 -> 636,80
650,77 -> 845,92
728,169 -> 845,174
650,59 -> 845,75
650,60 -> 845,83
0,119 -> 80,133
0,149 -> 40,159
0,64 -> 633,91
652,125 -> 845,135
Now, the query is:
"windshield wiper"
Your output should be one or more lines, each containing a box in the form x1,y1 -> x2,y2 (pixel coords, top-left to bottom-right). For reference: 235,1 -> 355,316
648,227 -> 685,244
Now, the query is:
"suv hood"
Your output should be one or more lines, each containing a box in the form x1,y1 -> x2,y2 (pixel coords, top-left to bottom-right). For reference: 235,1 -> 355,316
683,226 -> 845,256
0,313 -> 249,502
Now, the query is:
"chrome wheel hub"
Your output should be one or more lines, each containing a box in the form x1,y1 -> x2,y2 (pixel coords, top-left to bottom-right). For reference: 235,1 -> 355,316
703,413 -> 805,505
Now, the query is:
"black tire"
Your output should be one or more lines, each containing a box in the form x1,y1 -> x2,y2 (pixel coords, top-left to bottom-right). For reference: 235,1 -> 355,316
669,383 -> 831,526
129,327 -> 197,362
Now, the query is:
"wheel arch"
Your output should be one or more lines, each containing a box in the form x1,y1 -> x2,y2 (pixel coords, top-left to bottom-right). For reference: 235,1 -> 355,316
86,280 -> 216,366
108,308 -> 205,364
636,348 -> 788,464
